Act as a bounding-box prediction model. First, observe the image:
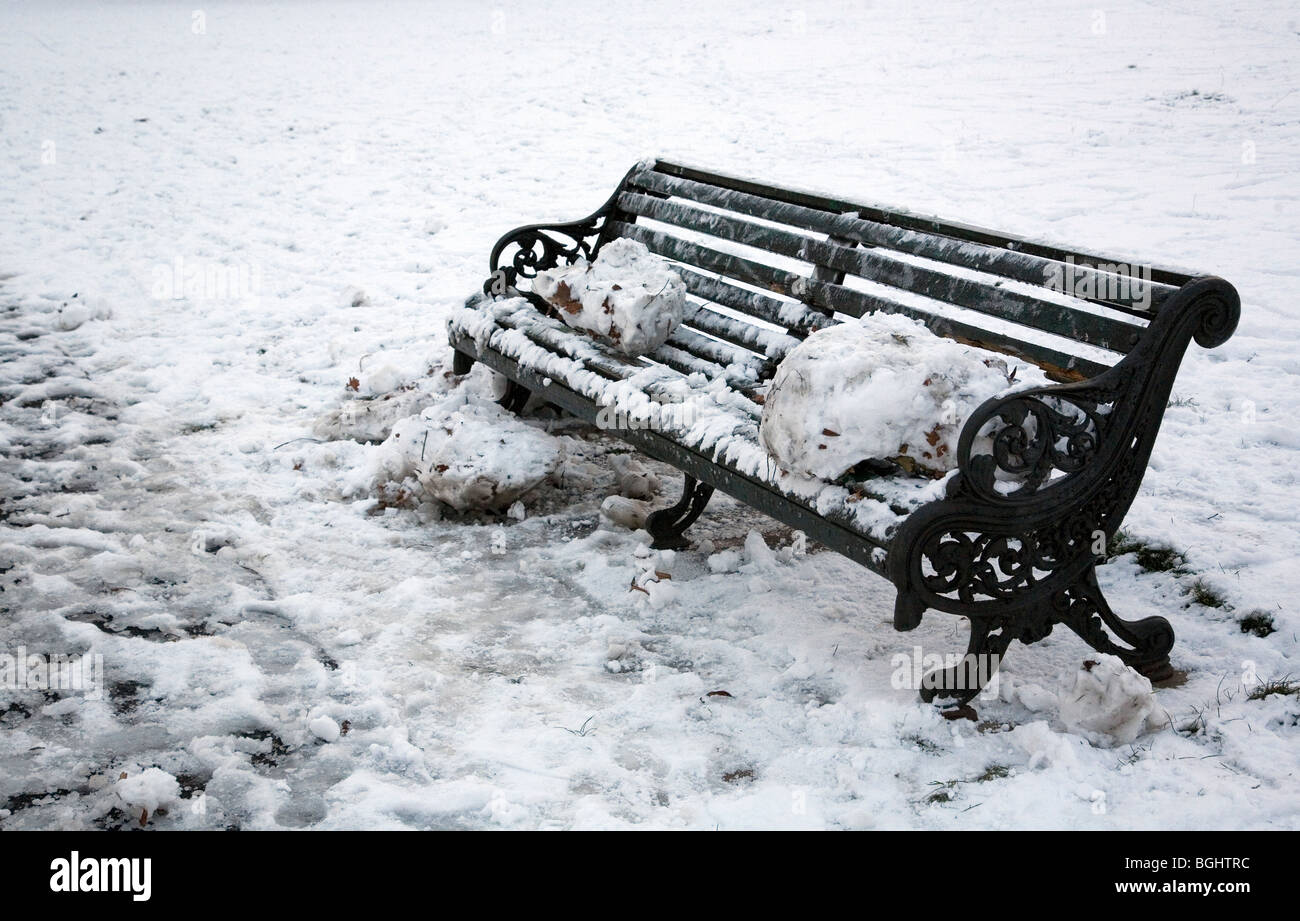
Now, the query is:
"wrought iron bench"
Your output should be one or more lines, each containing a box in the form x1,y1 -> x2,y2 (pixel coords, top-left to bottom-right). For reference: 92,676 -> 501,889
448,159 -> 1240,705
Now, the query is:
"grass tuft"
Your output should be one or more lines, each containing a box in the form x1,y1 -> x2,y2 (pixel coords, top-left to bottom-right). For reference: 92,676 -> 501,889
1188,578 -> 1227,608
1105,531 -> 1187,573
1135,544 -> 1188,573
1247,678 -> 1299,702
924,780 -> 958,804
1239,610 -> 1277,638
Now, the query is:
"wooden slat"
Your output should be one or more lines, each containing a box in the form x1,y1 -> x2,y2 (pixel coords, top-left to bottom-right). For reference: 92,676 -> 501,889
681,300 -> 800,362
674,265 -> 833,334
646,160 -> 1198,291
491,311 -> 644,382
611,220 -> 1108,380
628,168 -> 1177,316
620,191 -> 1146,353
666,325 -> 775,380
649,341 -> 766,399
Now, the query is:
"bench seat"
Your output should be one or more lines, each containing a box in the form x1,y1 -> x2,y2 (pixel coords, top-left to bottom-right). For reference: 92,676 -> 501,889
448,296 -> 951,567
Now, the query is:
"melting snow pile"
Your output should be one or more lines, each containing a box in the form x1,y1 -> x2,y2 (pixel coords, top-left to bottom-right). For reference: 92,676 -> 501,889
758,312 -> 1046,480
532,238 -> 686,356
371,390 -> 561,512
1057,655 -> 1158,745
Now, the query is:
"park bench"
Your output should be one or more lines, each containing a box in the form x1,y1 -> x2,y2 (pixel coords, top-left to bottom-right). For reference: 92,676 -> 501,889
447,159 -> 1240,705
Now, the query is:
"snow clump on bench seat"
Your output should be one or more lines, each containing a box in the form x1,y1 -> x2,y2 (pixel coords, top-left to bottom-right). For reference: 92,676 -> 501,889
758,312 -> 1049,481
532,238 -> 686,357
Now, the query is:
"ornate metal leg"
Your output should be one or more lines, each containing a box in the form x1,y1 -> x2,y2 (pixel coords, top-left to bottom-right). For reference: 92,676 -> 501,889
920,618 -> 1014,705
646,475 -> 715,550
1056,567 -> 1175,681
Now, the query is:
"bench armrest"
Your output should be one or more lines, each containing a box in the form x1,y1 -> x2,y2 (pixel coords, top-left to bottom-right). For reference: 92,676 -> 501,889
481,167 -> 642,298
954,276 -> 1240,507
889,277 -> 1239,632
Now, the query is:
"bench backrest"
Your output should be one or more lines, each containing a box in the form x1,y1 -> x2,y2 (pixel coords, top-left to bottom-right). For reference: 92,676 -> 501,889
602,160 -> 1198,382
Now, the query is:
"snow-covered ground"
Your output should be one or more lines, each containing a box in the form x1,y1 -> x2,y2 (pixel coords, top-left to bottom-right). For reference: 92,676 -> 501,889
2,0 -> 1298,829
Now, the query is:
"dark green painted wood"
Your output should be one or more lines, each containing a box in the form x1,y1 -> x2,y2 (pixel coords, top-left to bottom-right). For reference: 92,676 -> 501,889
620,191 -> 1147,352
647,160 -> 1198,292
680,300 -> 797,362
487,308 -> 763,418
667,324 -> 775,380
613,220 -> 1110,379
673,265 -> 834,334
628,169 -> 1176,318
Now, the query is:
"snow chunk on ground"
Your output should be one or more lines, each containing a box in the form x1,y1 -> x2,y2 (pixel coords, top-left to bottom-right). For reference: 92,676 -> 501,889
600,494 -> 650,531
609,454 -> 660,499
1057,654 -> 1157,745
759,313 -> 1046,480
532,238 -> 686,356
115,768 -> 181,817
309,716 -> 341,742
376,392 -> 562,512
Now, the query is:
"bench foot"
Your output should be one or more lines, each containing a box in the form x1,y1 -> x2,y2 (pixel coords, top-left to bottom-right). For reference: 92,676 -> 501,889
1057,567 -> 1175,681
919,617 -> 1014,706
646,475 -> 715,550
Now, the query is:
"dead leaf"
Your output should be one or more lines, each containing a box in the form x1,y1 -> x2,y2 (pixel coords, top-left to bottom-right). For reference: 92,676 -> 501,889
346,377 -> 360,392
552,281 -> 584,315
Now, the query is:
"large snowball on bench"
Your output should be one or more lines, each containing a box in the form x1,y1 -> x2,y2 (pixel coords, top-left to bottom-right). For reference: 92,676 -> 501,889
532,238 -> 686,356
759,313 -> 1041,480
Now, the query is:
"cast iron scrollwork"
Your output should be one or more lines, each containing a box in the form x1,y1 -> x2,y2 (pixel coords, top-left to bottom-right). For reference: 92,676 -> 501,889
963,390 -> 1108,500
1053,568 -> 1176,680
481,171 -> 638,299
484,214 -> 611,297
891,279 -> 1240,701
465,169 -> 639,411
